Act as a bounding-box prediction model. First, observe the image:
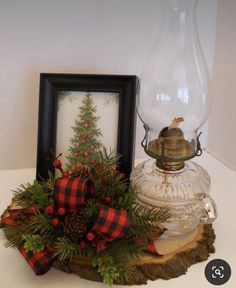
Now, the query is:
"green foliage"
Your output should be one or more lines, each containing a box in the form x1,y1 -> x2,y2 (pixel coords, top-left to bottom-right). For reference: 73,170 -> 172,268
91,239 -> 145,285
117,187 -> 138,210
92,253 -> 120,286
4,133 -> 172,285
129,204 -> 171,241
54,236 -> 83,261
23,235 -> 45,253
97,148 -> 120,170
92,150 -> 127,201
81,199 -> 99,223
4,226 -> 26,248
27,212 -> 52,235
13,181 -> 51,209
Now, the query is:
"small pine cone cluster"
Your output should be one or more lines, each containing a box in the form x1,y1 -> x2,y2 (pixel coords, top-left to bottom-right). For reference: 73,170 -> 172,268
68,163 -> 91,178
63,213 -> 87,241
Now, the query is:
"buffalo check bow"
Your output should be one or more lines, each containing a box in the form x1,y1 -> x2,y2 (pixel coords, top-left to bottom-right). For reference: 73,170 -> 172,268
1,176 -> 161,275
54,176 -> 94,213
91,205 -> 131,242
19,247 -> 54,275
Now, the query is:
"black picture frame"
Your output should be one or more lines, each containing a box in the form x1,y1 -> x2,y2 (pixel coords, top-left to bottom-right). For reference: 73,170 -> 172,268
36,73 -> 137,181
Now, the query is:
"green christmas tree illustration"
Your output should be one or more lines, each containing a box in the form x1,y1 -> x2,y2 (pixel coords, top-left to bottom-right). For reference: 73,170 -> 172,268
66,92 -> 102,169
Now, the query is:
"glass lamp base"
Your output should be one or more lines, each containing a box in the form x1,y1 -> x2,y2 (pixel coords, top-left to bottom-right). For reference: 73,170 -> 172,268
131,159 -> 217,239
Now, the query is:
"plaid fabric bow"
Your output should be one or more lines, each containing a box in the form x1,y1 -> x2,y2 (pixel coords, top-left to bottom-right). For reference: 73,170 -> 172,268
135,228 -> 166,255
54,176 -> 94,213
19,247 -> 54,275
1,210 -> 23,227
2,211 -> 56,275
91,205 -> 131,242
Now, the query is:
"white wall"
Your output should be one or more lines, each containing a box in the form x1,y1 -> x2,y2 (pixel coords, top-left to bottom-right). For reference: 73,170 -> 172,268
207,0 -> 236,171
0,0 -> 218,170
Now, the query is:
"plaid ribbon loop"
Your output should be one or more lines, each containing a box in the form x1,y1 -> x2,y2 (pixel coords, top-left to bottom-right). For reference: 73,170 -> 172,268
91,205 -> 131,242
54,176 -> 94,212
19,247 -> 54,275
2,211 -> 55,275
1,210 -> 23,227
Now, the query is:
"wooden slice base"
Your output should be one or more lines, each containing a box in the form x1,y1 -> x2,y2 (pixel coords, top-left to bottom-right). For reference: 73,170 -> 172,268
53,224 -> 215,285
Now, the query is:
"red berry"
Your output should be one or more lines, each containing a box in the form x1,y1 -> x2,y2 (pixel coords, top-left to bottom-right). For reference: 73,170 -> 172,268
84,123 -> 89,128
2,218 -> 16,227
53,159 -> 62,169
62,172 -> 69,178
45,205 -> 55,215
80,240 -> 86,249
104,196 -> 112,205
28,206 -> 37,214
75,152 -> 80,157
86,232 -> 95,241
91,159 -> 96,164
82,139 -> 86,144
96,239 -> 107,253
57,208 -> 66,216
52,218 -> 60,226
84,151 -> 90,157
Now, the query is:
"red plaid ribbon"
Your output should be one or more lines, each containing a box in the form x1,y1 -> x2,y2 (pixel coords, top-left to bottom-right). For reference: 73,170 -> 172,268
19,247 -> 54,275
91,205 -> 131,242
135,229 -> 165,255
1,210 -> 23,227
2,217 -> 18,227
135,238 -> 160,255
54,177 -> 94,212
2,211 -> 56,275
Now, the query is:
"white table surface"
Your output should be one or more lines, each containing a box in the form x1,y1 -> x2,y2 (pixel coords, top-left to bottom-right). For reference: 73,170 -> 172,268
0,152 -> 235,288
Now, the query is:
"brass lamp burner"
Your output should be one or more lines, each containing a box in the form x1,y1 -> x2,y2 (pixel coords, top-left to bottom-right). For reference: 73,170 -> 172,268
142,118 -> 202,171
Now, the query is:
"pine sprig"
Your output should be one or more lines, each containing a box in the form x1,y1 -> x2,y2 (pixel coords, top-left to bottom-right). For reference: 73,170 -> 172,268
54,236 -> 83,261
129,204 -> 171,241
13,181 -> 51,209
4,226 -> 25,248
27,212 -> 52,235
117,187 -> 138,210
97,148 -> 120,169
81,199 -> 99,223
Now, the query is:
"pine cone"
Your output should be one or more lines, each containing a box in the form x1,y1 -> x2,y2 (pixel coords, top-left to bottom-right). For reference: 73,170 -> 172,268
69,163 -> 91,178
63,213 -> 87,241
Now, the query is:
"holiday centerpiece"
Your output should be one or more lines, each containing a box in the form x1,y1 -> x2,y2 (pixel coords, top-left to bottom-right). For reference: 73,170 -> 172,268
1,88 -> 216,285
0,93 -> 172,285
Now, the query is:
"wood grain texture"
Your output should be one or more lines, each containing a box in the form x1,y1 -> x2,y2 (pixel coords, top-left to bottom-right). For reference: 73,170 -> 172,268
1,201 -> 215,285
53,224 -> 215,285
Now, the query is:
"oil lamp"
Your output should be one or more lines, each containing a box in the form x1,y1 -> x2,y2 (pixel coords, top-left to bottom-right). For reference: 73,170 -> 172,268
131,0 -> 217,238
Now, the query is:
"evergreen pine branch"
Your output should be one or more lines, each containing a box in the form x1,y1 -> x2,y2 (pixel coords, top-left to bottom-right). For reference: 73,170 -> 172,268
97,147 -> 120,169
129,204 -> 171,241
108,239 -> 143,265
94,173 -> 125,196
27,212 -> 52,235
13,181 -> 51,209
116,187 -> 138,210
40,171 -> 55,191
81,199 -> 99,223
54,236 -> 83,261
4,226 -> 26,248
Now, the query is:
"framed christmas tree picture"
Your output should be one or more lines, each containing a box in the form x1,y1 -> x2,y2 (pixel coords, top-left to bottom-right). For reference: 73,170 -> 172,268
36,73 -> 138,181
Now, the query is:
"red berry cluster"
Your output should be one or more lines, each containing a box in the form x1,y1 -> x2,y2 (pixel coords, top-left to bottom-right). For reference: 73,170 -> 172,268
43,205 -> 67,227
86,232 -> 107,253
